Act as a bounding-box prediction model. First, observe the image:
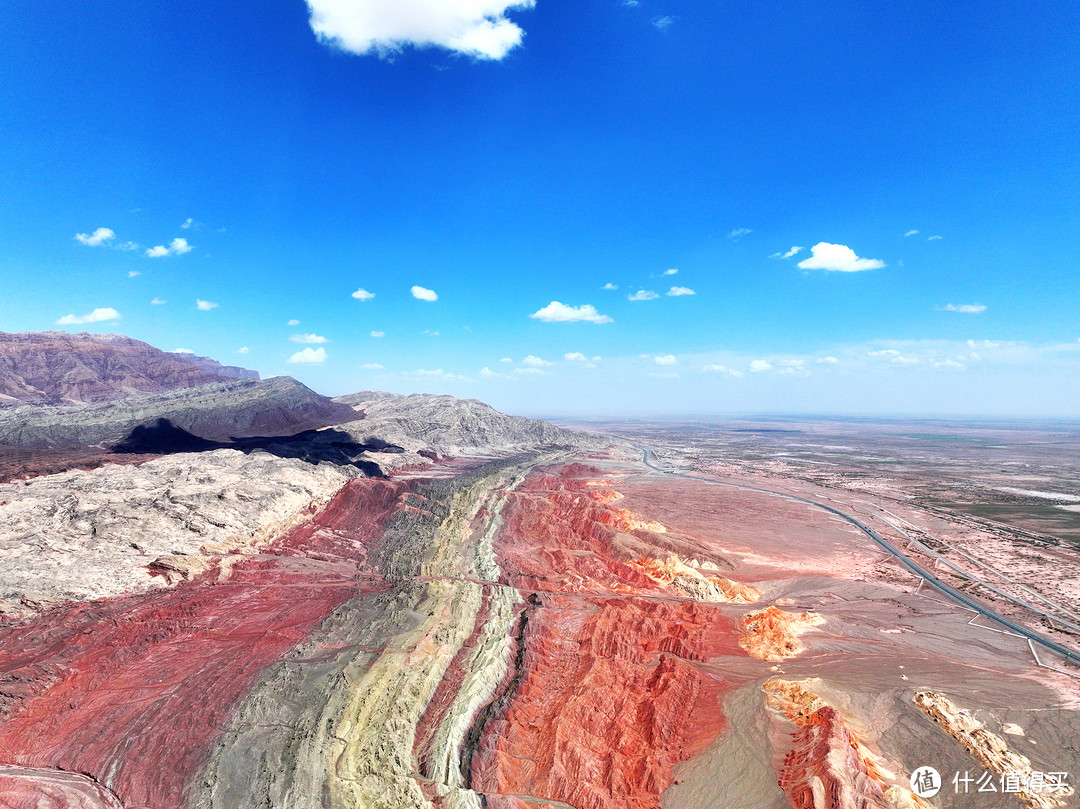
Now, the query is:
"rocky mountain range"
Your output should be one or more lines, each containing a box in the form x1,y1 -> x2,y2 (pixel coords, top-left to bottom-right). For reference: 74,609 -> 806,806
0,331 -> 258,407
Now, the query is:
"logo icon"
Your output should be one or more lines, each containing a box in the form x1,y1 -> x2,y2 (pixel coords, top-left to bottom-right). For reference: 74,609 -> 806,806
911,766 -> 942,798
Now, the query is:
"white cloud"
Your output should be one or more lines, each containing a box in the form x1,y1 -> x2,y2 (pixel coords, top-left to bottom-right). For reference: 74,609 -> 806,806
146,237 -> 193,258
128,271 -> 140,278
75,227 -> 115,247
941,303 -> 987,314
305,0 -> 534,60
651,15 -> 675,30
816,356 -> 839,365
662,268 -> 678,276
180,218 -> 200,230
523,355 -> 552,367
117,241 -> 140,252
480,367 -> 499,377
361,362 -> 383,370
778,358 -> 805,367
667,286 -> 695,296
769,246 -> 803,259
749,359 -> 773,372
628,289 -> 658,301
927,235 -> 943,241
529,301 -> 613,324
352,287 -> 375,301
288,319 -> 301,326
564,352 -> 587,361
703,364 -> 743,378
196,299 -> 219,311
500,357 -> 512,363
288,347 -> 328,364
290,333 -> 329,343
171,349 -> 194,354
237,346 -> 250,354
728,228 -> 753,239
151,297 -> 166,305
422,329 -> 441,336
411,285 -> 438,301
797,242 -> 885,272
414,368 -> 468,381
654,354 -> 677,365
904,229 -> 920,237
370,330 -> 385,337
934,359 -> 965,369
56,307 -> 120,325
601,282 -> 618,290
967,339 -> 1003,350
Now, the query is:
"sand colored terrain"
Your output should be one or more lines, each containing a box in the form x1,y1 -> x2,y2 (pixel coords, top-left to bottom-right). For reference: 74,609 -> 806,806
914,690 -> 1075,808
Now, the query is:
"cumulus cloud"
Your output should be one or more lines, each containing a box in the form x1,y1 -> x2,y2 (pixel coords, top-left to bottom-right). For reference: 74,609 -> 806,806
529,301 -> 613,324
288,347 -> 328,364
305,0 -> 534,60
146,237 -> 193,258
667,286 -> 695,296
287,345 -> 324,360
361,362 -> 383,370
500,357 -> 512,363
370,330 -> 385,337
196,299 -> 218,311
927,235 -> 943,241
288,319 -> 301,326
352,287 -> 375,301
728,228 -> 753,239
769,246 -> 803,259
75,227 -> 115,247
941,303 -> 987,314
601,282 -> 618,290
411,285 -> 438,301
180,218 -> 200,230
480,367 -> 499,377
703,364 -> 743,378
56,307 -> 120,325
651,15 -> 675,30
564,352 -> 587,361
904,229 -> 920,237
290,333 -> 329,344
128,271 -> 140,278
237,346 -> 250,354
523,355 -> 552,367
662,268 -> 678,276
654,355 -> 677,365
151,297 -> 166,305
816,356 -> 839,364
628,290 -> 658,301
749,359 -> 773,372
935,359 -> 965,369
797,242 -> 885,272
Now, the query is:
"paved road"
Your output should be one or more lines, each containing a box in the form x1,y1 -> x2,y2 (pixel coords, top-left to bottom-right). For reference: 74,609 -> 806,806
636,447 -> 1080,668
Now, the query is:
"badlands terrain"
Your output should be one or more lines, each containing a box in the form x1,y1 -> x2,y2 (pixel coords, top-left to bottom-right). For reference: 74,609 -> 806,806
0,332 -> 1078,809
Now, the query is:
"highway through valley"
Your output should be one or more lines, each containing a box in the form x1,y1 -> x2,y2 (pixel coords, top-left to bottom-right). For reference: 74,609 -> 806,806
637,447 -> 1080,669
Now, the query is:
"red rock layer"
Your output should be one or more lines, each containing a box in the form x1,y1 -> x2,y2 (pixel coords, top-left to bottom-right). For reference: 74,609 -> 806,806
778,705 -> 889,809
494,465 -> 686,597
0,477 -> 406,809
475,464 -> 745,809
471,596 -> 734,809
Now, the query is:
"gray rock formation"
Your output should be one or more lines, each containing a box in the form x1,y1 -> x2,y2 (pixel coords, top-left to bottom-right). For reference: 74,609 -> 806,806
0,377 -> 357,449
0,331 -> 240,406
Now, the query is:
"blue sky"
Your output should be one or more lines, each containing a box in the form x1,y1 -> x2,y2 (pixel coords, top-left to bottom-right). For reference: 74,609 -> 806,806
2,0 -> 1078,416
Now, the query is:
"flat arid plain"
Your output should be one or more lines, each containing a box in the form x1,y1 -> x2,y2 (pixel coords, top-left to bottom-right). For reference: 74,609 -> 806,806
1,334 -> 1078,809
